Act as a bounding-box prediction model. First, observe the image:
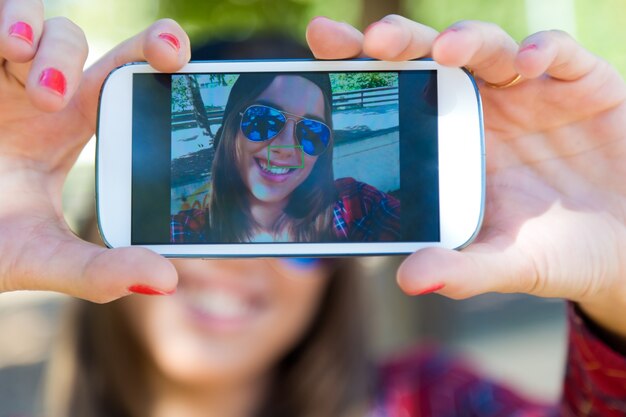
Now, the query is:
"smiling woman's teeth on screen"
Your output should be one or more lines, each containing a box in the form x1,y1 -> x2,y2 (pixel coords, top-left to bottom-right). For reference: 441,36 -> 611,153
257,158 -> 294,175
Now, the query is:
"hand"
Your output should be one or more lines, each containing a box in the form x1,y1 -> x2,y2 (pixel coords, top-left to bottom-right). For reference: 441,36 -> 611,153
0,0 -> 191,302
306,16 -> 626,336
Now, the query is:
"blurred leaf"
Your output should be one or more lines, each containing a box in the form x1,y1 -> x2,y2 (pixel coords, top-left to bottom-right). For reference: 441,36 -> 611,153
408,0 -> 626,78
575,0 -> 626,78
156,0 -> 363,43
408,0 -> 528,41
46,0 -> 158,44
158,0 -> 313,42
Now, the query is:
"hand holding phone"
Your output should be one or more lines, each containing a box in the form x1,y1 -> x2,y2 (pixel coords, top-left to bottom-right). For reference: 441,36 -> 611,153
310,16 -> 626,316
0,12 -> 184,302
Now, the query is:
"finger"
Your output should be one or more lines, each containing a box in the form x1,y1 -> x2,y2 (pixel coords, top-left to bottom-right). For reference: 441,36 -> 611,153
11,234 -> 178,303
362,14 -> 438,61
432,20 -> 519,86
0,0 -> 43,63
78,18 -> 191,128
514,30 -> 600,81
8,17 -> 88,113
396,245 -> 536,300
305,16 -> 363,59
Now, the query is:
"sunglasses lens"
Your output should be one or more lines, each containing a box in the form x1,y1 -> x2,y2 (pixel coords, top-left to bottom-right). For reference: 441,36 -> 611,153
297,119 -> 331,156
241,105 -> 285,141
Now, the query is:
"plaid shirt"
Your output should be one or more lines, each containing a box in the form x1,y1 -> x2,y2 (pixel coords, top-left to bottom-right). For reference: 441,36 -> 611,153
170,177 -> 400,243
171,208 -> 208,243
372,303 -> 626,417
332,177 -> 400,241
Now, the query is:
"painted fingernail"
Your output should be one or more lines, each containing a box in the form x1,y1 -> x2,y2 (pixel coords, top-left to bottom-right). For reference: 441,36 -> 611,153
158,33 -> 180,52
415,283 -> 446,296
128,285 -> 176,296
438,27 -> 459,39
9,22 -> 34,45
364,19 -> 393,34
519,43 -> 538,53
38,68 -> 66,96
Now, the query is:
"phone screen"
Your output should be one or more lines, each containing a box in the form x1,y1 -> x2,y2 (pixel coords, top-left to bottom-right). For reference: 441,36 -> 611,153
130,70 -> 439,245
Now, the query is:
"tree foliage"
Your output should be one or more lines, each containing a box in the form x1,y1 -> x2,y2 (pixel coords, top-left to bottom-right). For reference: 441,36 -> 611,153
172,74 -> 236,112
172,76 -> 192,113
330,73 -> 397,93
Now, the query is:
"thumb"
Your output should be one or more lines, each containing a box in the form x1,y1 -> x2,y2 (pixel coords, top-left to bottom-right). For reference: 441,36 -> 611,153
396,245 -> 537,299
12,237 -> 178,303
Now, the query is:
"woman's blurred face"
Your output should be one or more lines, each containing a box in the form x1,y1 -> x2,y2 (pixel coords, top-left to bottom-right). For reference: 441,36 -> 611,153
124,258 -> 330,387
237,76 -> 326,205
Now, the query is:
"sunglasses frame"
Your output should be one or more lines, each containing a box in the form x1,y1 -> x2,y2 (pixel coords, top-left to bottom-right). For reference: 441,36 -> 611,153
239,104 -> 333,156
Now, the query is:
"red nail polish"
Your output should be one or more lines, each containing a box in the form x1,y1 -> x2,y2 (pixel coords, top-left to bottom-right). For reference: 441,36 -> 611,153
38,68 -> 66,96
9,21 -> 33,45
128,285 -> 175,296
438,27 -> 459,39
158,33 -> 180,52
415,283 -> 446,296
519,43 -> 538,53
364,20 -> 392,34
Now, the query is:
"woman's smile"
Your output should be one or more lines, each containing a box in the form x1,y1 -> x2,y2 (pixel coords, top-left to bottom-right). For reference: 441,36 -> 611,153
180,279 -> 269,333
124,258 -> 329,388
254,156 -> 299,183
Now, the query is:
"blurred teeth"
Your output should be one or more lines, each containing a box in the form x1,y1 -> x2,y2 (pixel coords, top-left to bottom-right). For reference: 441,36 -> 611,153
258,158 -> 292,174
189,290 -> 251,319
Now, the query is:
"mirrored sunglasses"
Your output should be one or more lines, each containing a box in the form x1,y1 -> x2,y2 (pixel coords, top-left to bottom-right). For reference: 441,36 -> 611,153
239,104 -> 332,156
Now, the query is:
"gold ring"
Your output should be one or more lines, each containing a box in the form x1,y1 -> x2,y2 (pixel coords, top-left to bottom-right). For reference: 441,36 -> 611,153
483,73 -> 523,89
465,67 -> 523,89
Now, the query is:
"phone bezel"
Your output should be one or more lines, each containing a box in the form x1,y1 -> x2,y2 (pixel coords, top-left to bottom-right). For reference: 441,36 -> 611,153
96,59 -> 485,257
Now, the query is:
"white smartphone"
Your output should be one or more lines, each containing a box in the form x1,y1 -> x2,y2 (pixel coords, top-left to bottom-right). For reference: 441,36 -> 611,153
96,59 -> 484,257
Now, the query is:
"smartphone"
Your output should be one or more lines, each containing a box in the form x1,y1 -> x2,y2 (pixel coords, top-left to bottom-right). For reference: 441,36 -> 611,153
96,59 -> 484,257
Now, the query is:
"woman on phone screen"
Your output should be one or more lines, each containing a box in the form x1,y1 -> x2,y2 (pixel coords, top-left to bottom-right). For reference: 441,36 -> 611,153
170,71 -> 401,243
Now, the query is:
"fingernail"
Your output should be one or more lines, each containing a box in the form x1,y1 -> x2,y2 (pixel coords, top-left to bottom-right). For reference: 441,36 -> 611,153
438,27 -> 459,39
414,283 -> 446,296
158,33 -> 180,52
519,43 -> 538,53
38,68 -> 66,96
128,285 -> 176,296
9,22 -> 34,45
364,19 -> 392,34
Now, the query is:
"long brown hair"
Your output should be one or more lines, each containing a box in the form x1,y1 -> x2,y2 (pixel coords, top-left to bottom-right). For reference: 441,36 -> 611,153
207,72 -> 337,242
44,258 -> 375,417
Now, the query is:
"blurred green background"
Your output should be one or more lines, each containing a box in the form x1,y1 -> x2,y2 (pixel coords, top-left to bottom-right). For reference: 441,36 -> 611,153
45,0 -> 626,76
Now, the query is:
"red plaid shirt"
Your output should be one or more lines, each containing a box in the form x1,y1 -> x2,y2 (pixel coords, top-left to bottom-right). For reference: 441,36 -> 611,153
171,177 -> 400,242
372,303 -> 626,417
331,177 -> 400,241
